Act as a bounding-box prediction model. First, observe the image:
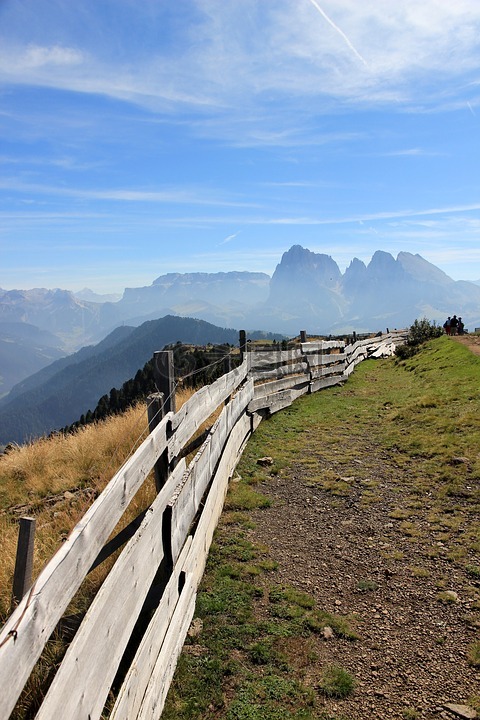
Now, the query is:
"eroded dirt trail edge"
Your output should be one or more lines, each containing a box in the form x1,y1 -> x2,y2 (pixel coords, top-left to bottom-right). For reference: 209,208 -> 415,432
246,393 -> 479,719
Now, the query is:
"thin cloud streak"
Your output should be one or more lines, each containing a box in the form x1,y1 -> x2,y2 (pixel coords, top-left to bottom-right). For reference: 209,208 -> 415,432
307,0 -> 369,68
267,203 -> 480,226
217,232 -> 240,246
0,180 -> 259,208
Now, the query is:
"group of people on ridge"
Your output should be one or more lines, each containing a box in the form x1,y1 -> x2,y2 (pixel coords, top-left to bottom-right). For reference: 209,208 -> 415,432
443,315 -> 464,335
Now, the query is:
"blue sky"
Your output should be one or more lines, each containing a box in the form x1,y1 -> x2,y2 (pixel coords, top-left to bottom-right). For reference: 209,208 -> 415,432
2,0 -> 480,293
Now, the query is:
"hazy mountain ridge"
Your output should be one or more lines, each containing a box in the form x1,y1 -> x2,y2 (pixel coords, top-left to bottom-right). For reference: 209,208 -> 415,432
1,324 -> 136,406
257,246 -> 480,335
98,271 -> 271,334
1,247 -> 480,395
0,315 -> 281,445
0,323 -> 65,399
0,316 -> 236,444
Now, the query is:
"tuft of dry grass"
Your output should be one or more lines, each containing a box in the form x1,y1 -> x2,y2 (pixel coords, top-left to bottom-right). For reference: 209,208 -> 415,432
0,387 -> 196,622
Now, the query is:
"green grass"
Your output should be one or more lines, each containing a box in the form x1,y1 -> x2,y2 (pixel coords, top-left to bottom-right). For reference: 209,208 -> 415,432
163,336 -> 480,718
468,641 -> 480,667
318,664 -> 355,698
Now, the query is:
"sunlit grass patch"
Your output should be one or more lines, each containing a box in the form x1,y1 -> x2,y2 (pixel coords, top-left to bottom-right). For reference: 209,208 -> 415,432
224,483 -> 271,511
467,641 -> 480,667
318,664 -> 355,699
409,566 -> 430,578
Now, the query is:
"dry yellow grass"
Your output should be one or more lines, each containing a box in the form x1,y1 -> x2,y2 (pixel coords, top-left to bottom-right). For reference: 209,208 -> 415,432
0,386 -> 196,621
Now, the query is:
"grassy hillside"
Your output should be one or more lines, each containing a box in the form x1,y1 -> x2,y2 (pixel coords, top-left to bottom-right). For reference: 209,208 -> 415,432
1,336 -> 479,718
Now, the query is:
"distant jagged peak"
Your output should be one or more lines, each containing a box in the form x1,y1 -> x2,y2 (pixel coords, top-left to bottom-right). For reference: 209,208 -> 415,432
344,257 -> 367,277
368,250 -> 398,269
396,251 -> 454,285
274,245 -> 341,279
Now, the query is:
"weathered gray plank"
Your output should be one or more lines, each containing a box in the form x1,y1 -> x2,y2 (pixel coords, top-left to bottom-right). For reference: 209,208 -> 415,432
0,412 -> 173,720
265,390 -> 294,415
306,352 -> 346,368
249,348 -> 303,369
110,537 -> 193,720
310,362 -> 346,381
248,387 -> 293,413
300,340 -> 344,352
136,412 -> 252,719
310,375 -> 345,393
253,375 -> 310,399
345,343 -> 368,364
35,459 -> 187,720
344,336 -> 374,354
250,411 -> 264,432
169,380 -> 254,563
344,355 -> 366,376
136,577 -> 197,720
251,361 -> 308,382
169,359 -> 248,459
369,341 -> 395,358
291,384 -> 310,401
186,411 -> 252,585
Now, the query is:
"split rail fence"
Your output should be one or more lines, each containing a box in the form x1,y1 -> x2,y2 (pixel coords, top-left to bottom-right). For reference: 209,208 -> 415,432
0,330 -> 406,720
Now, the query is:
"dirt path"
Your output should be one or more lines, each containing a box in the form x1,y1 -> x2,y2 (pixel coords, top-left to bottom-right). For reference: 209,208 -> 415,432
246,377 -> 480,719
452,334 -> 480,356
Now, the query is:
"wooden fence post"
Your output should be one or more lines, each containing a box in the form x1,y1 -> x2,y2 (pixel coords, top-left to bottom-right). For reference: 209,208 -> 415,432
148,350 -> 176,492
11,516 -> 36,609
239,330 -> 247,360
153,350 -> 176,415
223,354 -> 232,375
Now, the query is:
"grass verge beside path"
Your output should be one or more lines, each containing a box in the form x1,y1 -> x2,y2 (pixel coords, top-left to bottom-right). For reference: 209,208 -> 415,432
163,336 -> 480,720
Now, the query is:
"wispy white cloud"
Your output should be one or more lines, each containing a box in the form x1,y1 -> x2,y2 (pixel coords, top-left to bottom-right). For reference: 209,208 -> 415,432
22,44 -> 84,69
383,148 -> 431,157
306,0 -> 369,68
217,232 -> 240,246
2,0 -> 480,123
0,179 -> 259,208
264,202 -> 480,226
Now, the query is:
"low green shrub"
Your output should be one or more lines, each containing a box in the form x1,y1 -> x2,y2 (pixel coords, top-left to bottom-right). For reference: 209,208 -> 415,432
395,318 -> 443,359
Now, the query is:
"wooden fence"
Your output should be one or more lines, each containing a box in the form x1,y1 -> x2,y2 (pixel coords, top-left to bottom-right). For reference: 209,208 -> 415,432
0,330 -> 406,720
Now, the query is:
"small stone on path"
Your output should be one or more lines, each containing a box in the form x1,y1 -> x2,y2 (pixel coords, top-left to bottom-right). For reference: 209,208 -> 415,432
443,703 -> 477,719
257,456 -> 274,466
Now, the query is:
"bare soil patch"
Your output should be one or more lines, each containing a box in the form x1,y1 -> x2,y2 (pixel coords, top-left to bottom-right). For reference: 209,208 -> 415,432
452,334 -> 480,357
247,417 -> 479,719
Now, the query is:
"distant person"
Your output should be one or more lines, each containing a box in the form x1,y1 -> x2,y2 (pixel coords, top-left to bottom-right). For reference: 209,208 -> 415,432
443,317 -> 451,335
457,317 -> 465,335
450,315 -> 458,336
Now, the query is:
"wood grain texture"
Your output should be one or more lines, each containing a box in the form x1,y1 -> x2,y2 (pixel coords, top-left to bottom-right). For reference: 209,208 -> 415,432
169,359 -> 248,460
253,375 -> 310,399
0,412 -> 173,720
300,340 -> 344,352
169,380 -> 254,563
110,538 -> 193,720
36,460 -> 187,720
249,348 -> 303,368
251,361 -> 308,382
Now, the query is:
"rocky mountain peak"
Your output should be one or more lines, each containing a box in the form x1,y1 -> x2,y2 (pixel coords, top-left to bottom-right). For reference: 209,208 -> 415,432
272,245 -> 341,285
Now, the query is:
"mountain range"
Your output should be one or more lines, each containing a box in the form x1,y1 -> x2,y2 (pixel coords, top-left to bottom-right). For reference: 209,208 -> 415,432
0,315 -> 282,445
2,245 -> 480,397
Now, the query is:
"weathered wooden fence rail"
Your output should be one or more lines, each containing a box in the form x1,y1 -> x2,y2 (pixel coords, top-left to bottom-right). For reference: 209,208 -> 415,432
0,330 -> 406,720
